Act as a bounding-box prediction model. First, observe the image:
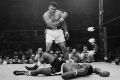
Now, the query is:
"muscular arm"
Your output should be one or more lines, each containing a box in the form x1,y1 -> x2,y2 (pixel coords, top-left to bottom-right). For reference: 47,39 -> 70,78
43,13 -> 61,28
61,71 -> 75,79
61,68 -> 88,79
43,11 -> 68,28
61,21 -> 68,33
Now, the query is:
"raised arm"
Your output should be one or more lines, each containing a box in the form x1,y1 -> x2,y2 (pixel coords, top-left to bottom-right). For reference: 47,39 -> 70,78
61,11 -> 68,20
43,11 -> 68,28
43,12 -> 64,28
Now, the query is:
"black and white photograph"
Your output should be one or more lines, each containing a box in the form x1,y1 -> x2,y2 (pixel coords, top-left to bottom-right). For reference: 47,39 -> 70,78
0,0 -> 120,80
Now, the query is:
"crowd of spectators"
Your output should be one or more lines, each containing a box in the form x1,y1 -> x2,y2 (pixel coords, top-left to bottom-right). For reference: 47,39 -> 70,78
0,44 -> 98,65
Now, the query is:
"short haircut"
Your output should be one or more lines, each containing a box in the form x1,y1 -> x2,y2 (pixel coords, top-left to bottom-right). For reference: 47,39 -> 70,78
49,1 -> 58,8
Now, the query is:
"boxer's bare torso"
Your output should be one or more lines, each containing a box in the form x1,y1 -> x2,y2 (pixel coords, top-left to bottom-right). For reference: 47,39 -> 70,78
62,62 -> 84,73
43,9 -> 63,29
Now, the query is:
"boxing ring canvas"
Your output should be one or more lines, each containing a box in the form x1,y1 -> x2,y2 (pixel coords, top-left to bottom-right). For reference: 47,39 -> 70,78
0,62 -> 120,80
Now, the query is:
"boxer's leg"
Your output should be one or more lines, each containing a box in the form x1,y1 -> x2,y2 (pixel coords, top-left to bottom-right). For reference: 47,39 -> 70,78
25,64 -> 39,70
29,67 -> 52,76
56,30 -> 69,60
13,67 -> 52,76
45,29 -> 53,53
58,42 -> 69,60
45,42 -> 53,53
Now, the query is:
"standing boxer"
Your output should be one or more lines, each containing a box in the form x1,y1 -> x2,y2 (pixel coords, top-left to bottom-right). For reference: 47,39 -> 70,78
43,1 -> 69,60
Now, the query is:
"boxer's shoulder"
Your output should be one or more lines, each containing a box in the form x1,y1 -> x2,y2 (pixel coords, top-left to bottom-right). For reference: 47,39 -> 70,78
44,12 -> 48,15
56,10 -> 61,13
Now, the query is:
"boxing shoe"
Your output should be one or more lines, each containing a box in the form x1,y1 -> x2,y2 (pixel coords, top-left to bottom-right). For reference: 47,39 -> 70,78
13,70 -> 26,75
25,64 -> 39,70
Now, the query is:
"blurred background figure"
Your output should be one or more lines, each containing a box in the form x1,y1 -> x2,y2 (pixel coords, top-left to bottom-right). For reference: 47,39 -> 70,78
88,38 -> 97,62
80,46 -> 90,62
34,48 -> 44,66
70,48 -> 81,63
25,48 -> 44,70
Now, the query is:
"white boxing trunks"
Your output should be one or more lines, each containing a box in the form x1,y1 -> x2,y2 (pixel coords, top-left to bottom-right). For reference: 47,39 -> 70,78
45,29 -> 65,43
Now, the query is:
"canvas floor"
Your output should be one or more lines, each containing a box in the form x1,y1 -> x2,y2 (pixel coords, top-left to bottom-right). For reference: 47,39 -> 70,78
0,62 -> 120,80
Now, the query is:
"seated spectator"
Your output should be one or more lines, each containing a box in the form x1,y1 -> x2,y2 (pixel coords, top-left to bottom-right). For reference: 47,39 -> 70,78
80,46 -> 89,62
70,48 -> 81,63
25,48 -> 44,70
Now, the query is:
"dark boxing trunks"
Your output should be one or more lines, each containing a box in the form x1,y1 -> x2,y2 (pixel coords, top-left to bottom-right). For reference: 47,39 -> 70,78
87,65 -> 93,75
50,58 -> 66,73
82,64 -> 93,75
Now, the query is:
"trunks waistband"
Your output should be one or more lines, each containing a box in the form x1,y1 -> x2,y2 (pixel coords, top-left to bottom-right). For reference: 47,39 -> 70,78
46,27 -> 62,30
